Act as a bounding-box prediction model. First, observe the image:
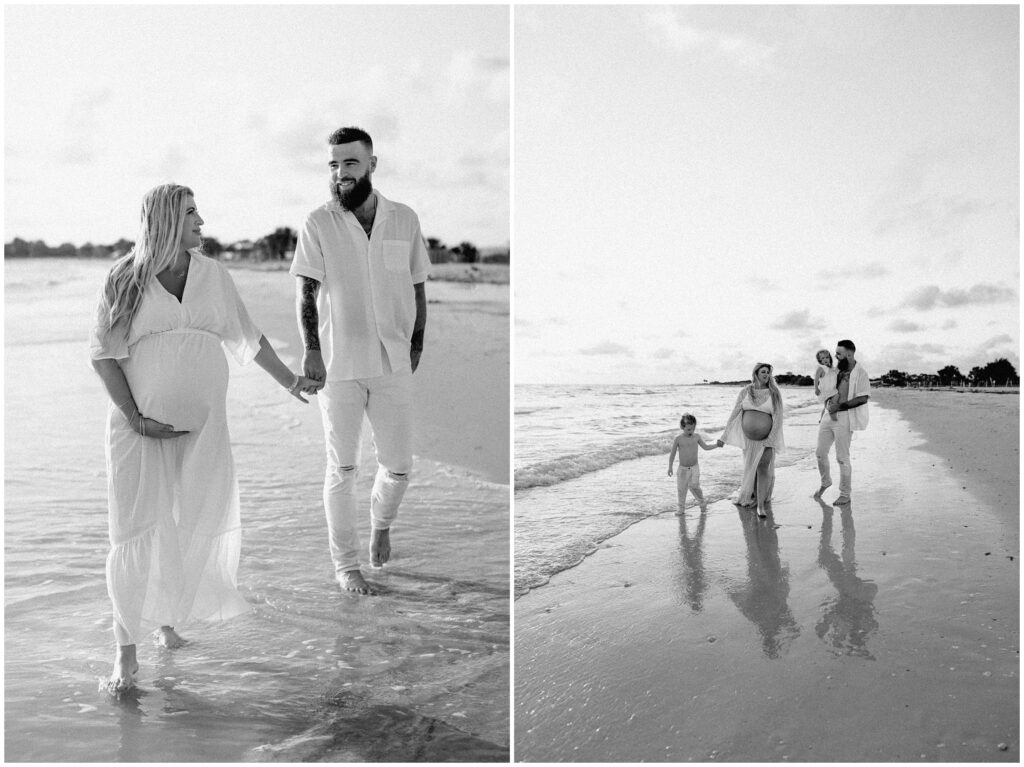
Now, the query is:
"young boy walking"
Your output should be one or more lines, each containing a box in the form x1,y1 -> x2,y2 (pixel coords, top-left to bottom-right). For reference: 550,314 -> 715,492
668,413 -> 720,512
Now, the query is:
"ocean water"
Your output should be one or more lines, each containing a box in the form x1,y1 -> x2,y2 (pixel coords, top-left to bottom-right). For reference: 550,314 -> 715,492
514,383 -> 821,596
5,258 -> 509,762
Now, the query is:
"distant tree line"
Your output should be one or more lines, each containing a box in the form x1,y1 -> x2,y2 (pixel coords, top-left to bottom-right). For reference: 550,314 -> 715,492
427,237 -> 509,265
879,358 -> 1018,387
707,358 -> 1019,388
5,233 -> 510,265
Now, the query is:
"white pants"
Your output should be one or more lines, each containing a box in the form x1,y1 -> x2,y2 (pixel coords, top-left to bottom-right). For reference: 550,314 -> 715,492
816,416 -> 852,497
318,372 -> 412,573
676,464 -> 703,505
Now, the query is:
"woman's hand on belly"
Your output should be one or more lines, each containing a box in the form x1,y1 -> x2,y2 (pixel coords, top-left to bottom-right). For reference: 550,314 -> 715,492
135,415 -> 190,439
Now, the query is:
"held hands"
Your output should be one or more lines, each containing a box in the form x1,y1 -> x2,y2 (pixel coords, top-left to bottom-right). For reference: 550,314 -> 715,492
287,374 -> 323,403
302,349 -> 327,386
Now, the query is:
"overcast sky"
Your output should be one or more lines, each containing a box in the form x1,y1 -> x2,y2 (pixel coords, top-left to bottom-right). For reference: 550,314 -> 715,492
5,5 -> 508,247
514,5 -> 1019,383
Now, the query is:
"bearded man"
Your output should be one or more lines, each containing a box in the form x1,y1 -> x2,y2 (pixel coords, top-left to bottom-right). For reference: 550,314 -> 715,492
290,126 -> 429,594
815,339 -> 870,506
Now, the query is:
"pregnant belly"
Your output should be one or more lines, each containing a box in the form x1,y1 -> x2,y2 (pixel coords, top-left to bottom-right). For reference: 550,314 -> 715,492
123,332 -> 228,432
742,410 -> 773,440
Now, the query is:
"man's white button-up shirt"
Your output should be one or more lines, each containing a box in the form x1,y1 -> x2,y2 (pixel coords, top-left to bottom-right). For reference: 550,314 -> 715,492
290,191 -> 430,381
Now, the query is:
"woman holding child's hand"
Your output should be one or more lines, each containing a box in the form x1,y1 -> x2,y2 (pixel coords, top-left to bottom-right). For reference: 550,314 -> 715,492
717,362 -> 785,518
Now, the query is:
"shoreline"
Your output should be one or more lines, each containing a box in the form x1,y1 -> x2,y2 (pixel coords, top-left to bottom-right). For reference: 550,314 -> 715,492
871,387 -> 1019,547
226,258 -> 510,284
515,398 -> 1019,761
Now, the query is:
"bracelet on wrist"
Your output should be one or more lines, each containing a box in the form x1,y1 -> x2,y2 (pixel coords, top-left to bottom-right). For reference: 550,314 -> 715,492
287,374 -> 301,394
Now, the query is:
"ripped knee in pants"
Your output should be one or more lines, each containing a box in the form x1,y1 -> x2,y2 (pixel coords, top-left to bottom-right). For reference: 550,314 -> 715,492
329,465 -> 358,491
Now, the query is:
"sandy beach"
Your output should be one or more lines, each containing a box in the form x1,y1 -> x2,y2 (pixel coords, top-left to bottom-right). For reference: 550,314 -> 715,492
228,262 -> 510,484
515,391 -> 1018,762
5,257 -> 509,762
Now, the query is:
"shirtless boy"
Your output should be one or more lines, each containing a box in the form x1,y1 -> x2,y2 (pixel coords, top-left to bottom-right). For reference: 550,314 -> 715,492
668,413 -> 721,512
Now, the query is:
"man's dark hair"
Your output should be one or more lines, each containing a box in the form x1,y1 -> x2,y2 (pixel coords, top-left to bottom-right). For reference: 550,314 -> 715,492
680,413 -> 697,428
328,126 -> 373,151
837,339 -> 856,352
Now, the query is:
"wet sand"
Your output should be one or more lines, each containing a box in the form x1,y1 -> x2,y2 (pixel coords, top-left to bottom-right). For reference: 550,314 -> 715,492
515,396 -> 1018,762
871,387 -> 1019,543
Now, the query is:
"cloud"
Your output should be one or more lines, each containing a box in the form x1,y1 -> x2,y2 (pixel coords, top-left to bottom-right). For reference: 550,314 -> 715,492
652,348 -> 675,359
962,335 -> 1020,371
446,50 -> 509,104
744,276 -> 782,290
888,319 -> 923,333
579,341 -> 634,356
874,195 -> 990,239
770,309 -> 825,331
643,8 -> 775,70
941,319 -> 958,330
872,342 -> 950,373
902,282 -> 1017,310
977,334 -> 1015,355
816,262 -> 889,281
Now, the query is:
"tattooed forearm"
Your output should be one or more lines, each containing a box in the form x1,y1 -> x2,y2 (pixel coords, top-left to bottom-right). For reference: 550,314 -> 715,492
411,282 -> 427,350
298,277 -> 321,351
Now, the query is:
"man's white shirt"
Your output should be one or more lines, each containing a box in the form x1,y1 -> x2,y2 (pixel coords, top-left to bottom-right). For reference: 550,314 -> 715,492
290,192 -> 430,380
842,363 -> 871,431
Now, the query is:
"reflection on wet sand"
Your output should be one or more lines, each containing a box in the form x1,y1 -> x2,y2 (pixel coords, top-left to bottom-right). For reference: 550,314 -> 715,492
108,685 -> 145,762
725,508 -> 800,658
815,501 -> 879,659
673,509 -> 710,612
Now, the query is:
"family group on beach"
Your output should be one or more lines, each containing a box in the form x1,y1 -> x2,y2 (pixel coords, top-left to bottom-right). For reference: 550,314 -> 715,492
89,128 -> 429,693
669,346 -> 871,517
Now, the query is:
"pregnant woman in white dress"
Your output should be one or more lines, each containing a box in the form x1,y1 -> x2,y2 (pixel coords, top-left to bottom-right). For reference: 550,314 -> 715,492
90,184 -> 319,693
717,362 -> 785,518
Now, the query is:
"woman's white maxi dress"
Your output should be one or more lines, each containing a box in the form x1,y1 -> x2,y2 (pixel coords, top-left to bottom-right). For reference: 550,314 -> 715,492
720,385 -> 785,506
90,255 -> 262,643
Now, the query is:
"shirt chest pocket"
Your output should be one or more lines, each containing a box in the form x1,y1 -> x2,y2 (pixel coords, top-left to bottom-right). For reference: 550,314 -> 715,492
382,240 -> 409,273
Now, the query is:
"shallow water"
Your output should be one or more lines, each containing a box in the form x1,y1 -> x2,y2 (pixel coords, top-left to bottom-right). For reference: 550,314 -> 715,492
514,383 -> 819,595
5,258 -> 509,761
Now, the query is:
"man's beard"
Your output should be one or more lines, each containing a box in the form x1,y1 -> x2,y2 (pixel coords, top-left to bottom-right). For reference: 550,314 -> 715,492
331,172 -> 373,211
837,357 -> 850,371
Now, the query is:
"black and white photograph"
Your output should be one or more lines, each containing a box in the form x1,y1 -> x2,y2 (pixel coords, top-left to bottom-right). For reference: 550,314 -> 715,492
514,4 -> 1018,762
5,4 -> 509,761
5,2 -> 1021,765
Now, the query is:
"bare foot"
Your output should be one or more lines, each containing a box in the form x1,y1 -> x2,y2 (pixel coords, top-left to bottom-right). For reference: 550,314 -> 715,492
155,626 -> 187,649
832,495 -> 851,507
369,528 -> 391,568
105,644 -> 139,694
337,569 -> 376,595
813,482 -> 832,499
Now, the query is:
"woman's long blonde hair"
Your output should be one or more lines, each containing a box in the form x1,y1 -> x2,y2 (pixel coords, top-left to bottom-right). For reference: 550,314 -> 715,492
750,362 -> 783,412
96,183 -> 195,339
